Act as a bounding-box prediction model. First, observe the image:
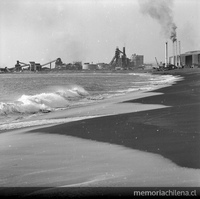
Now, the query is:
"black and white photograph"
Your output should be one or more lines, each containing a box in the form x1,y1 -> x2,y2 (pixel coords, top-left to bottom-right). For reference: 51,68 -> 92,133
0,0 -> 199,197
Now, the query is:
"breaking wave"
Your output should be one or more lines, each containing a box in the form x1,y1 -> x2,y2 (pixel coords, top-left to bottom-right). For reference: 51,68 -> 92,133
0,74 -> 183,116
0,85 -> 89,115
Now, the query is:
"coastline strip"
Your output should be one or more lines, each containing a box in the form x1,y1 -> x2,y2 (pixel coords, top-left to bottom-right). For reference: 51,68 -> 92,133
0,90 -> 169,131
26,70 -> 200,169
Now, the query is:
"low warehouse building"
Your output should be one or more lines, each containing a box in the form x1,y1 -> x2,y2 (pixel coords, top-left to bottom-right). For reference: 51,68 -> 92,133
180,50 -> 200,67
169,50 -> 200,67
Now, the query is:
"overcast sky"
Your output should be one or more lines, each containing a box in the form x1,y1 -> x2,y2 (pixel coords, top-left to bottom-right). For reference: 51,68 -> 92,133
0,0 -> 200,67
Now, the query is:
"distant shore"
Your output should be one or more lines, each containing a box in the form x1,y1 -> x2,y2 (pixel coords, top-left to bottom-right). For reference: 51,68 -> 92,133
0,68 -> 150,74
1,66 -> 199,75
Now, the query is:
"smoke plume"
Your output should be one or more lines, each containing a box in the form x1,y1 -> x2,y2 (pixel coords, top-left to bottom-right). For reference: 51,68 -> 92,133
139,0 -> 177,41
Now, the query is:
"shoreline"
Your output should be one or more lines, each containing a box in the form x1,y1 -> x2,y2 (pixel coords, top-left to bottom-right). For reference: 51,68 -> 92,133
0,68 -> 199,193
0,71 -> 182,132
25,69 -> 200,169
0,90 -> 168,132
0,67 -> 199,75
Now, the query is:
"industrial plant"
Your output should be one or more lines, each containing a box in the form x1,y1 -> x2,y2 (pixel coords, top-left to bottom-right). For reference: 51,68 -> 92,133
154,38 -> 200,71
0,44 -> 200,73
169,50 -> 200,68
0,46 -> 145,73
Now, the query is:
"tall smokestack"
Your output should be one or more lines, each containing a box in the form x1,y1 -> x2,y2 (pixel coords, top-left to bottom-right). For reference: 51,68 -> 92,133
123,47 -> 126,56
175,40 -> 178,66
165,42 -> 168,67
173,41 -> 175,65
178,41 -> 181,67
139,0 -> 177,67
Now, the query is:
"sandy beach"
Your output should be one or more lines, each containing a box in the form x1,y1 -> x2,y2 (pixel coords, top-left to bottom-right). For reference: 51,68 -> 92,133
0,68 -> 200,197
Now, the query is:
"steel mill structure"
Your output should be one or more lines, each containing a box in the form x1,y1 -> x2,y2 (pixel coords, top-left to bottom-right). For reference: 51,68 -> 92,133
109,47 -> 144,70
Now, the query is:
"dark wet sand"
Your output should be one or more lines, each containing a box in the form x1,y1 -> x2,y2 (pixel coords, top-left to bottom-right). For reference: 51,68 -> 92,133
29,68 -> 200,169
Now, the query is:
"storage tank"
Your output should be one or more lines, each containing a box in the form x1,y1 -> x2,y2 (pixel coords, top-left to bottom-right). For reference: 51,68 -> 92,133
83,63 -> 98,70
83,63 -> 90,70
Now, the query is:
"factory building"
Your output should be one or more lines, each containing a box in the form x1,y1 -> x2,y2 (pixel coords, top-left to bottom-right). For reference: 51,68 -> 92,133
180,51 -> 200,67
109,47 -> 144,69
169,50 -> 200,67
130,54 -> 144,67
30,62 -> 42,71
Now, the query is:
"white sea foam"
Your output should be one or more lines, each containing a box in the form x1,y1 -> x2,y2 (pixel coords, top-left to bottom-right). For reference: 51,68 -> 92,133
0,73 -> 183,129
128,73 -> 151,76
0,74 -> 182,116
0,85 -> 89,115
113,75 -> 183,94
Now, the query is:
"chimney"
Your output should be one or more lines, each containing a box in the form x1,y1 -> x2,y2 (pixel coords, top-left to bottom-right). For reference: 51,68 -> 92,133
165,42 -> 168,67
123,47 -> 126,56
175,40 -> 178,66
173,41 -> 176,66
178,41 -> 181,67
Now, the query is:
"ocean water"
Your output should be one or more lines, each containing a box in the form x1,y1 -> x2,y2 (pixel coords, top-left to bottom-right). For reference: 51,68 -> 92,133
0,72 -> 181,129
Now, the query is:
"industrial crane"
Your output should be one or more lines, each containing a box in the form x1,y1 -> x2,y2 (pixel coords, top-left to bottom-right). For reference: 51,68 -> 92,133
155,57 -> 159,67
